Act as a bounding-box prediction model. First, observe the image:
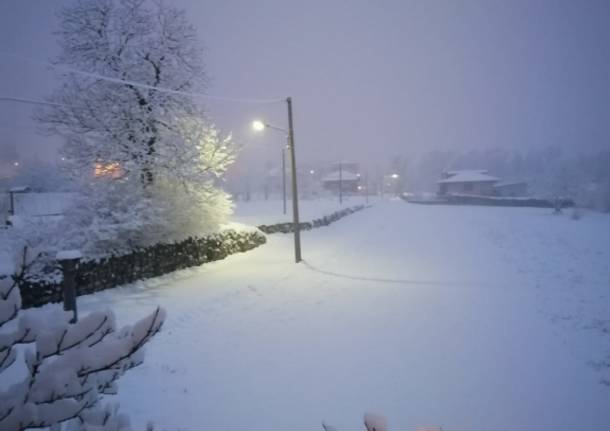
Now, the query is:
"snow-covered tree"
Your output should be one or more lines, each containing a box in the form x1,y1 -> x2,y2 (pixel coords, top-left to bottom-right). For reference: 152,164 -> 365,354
36,0 -> 236,254
0,252 -> 166,431
50,120 -> 235,256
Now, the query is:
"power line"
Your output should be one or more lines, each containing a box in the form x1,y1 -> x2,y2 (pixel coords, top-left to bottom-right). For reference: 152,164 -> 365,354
0,96 -> 67,108
0,51 -> 285,104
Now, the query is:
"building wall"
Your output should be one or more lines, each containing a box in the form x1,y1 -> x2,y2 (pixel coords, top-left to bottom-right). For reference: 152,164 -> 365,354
322,179 -> 359,193
495,183 -> 528,197
444,181 -> 496,196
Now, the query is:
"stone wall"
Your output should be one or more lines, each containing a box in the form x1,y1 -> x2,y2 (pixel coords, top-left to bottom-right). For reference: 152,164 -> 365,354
258,205 -> 367,234
19,205 -> 369,308
20,229 -> 266,309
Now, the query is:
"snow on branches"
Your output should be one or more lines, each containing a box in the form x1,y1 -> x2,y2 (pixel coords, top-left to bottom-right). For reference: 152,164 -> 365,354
31,0 -> 238,256
0,259 -> 165,431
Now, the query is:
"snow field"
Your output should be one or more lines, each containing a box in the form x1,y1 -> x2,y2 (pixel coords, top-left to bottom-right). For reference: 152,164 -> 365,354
24,201 -> 610,431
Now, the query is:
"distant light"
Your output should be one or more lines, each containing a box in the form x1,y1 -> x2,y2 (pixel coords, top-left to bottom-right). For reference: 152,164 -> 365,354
95,162 -> 121,178
356,173 -> 361,178
391,173 -> 399,179
252,120 -> 266,132
357,185 -> 363,190
309,169 -> 315,175
61,157 -> 66,161
13,162 -> 19,167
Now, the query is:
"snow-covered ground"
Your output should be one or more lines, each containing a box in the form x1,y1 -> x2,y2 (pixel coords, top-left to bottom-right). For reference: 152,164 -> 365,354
22,202 -> 610,430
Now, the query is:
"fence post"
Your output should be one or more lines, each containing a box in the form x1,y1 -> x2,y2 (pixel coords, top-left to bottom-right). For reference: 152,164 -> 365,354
57,250 -> 82,324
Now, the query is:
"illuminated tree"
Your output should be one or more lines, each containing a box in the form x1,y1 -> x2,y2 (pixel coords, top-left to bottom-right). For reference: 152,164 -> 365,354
36,0 -> 236,254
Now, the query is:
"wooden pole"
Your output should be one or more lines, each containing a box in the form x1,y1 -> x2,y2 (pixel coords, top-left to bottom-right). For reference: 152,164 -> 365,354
57,250 -> 82,323
282,147 -> 287,215
286,97 -> 302,263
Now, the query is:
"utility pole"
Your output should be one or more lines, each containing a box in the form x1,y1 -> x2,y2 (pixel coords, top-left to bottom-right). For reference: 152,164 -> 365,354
282,147 -> 287,215
286,97 -> 302,263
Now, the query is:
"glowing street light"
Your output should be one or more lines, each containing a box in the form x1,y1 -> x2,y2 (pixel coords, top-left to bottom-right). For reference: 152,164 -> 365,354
252,120 -> 266,132
390,173 -> 399,179
13,162 -> 19,167
252,97 -> 302,263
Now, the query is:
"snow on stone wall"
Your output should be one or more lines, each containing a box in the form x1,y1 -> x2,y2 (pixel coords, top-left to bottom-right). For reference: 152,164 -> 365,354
19,229 -> 267,308
258,205 -> 368,234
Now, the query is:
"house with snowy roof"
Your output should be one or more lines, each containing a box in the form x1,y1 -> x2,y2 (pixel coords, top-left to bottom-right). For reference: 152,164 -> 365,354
437,170 -> 499,196
321,161 -> 361,194
321,170 -> 360,194
437,170 -> 528,197
3,188 -> 75,226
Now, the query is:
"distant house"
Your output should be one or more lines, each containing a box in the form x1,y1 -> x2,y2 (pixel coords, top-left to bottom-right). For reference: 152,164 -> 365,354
494,181 -> 528,197
321,161 -> 361,194
437,170 -> 528,197
330,161 -> 359,173
321,170 -> 360,194
438,170 -> 499,196
3,188 -> 75,226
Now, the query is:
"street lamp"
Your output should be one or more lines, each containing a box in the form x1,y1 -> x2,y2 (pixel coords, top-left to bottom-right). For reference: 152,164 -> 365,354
251,97 -> 302,263
252,120 -> 265,132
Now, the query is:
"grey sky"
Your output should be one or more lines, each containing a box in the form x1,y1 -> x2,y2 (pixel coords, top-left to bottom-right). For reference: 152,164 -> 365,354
1,0 -> 610,170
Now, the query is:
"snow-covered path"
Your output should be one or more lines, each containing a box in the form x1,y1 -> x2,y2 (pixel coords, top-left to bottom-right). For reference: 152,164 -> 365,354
77,201 -> 610,431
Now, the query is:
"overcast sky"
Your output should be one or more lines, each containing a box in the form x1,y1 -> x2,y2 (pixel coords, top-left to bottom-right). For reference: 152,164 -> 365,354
1,0 -> 610,171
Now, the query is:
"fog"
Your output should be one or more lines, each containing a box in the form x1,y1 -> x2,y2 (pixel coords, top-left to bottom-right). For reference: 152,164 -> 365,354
1,0 -> 610,188
2,3 -> 610,429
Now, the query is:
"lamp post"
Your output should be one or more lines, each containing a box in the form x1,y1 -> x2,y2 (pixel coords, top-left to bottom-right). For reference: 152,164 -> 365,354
252,97 -> 302,263
281,147 -> 287,215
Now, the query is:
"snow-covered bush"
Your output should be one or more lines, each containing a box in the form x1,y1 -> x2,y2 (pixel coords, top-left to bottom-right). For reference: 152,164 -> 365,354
0,254 -> 166,431
323,413 -> 389,431
323,413 -> 442,431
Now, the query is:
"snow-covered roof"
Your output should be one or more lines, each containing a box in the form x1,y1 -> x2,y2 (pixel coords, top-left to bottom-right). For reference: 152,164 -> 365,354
56,250 -> 83,261
445,169 -> 488,176
9,186 -> 30,193
11,192 -> 76,216
321,171 -> 360,182
438,171 -> 499,184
